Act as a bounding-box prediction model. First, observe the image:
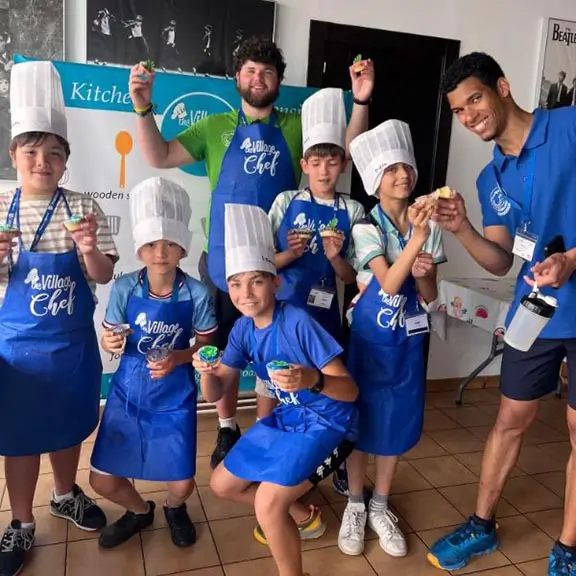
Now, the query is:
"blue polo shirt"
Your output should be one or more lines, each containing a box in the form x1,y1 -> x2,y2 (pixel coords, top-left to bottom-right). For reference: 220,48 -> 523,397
476,107 -> 576,338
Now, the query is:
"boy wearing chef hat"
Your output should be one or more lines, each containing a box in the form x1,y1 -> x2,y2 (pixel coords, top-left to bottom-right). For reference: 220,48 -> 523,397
336,120 -> 446,559
90,176 -> 217,550
193,203 -> 358,576
0,60 -> 118,575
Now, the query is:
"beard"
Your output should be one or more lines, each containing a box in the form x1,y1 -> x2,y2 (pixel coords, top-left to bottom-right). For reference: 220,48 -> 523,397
237,83 -> 279,109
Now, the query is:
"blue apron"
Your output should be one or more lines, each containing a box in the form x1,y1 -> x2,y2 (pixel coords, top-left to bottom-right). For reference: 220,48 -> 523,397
347,208 -> 426,456
0,188 -> 102,457
91,269 -> 197,481
223,303 -> 357,487
207,109 -> 297,292
276,191 -> 350,341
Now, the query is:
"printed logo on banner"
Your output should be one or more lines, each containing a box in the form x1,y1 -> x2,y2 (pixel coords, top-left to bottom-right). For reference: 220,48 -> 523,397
160,91 -> 234,177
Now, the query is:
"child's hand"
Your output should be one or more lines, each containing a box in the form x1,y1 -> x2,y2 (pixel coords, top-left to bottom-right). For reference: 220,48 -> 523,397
148,352 -> 177,379
287,232 -> 308,258
66,214 -> 99,255
322,236 -> 343,261
0,230 -> 19,261
408,203 -> 433,242
102,329 -> 127,354
412,252 -> 434,278
192,352 -> 218,374
270,365 -> 320,393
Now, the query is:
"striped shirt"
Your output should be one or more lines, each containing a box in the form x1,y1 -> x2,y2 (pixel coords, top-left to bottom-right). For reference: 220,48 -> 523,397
0,188 -> 119,307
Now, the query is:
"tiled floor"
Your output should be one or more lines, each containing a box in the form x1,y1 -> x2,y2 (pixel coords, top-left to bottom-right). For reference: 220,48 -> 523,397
2,386 -> 570,575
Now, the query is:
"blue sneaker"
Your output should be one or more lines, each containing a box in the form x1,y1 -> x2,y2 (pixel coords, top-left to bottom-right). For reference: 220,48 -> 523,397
549,542 -> 576,575
427,516 -> 499,571
332,465 -> 350,496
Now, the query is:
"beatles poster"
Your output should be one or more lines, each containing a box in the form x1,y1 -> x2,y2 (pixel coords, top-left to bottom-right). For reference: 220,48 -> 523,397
536,17 -> 576,109
87,0 -> 276,77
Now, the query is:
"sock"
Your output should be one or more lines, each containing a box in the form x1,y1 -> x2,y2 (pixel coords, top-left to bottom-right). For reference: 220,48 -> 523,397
557,540 -> 576,554
369,492 -> 389,514
20,521 -> 35,531
52,489 -> 74,503
219,417 -> 236,430
472,513 -> 495,531
131,502 -> 151,516
348,494 -> 365,505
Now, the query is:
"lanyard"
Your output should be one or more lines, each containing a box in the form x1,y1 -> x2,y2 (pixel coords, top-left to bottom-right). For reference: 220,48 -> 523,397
250,304 -> 280,365
308,190 -> 341,281
377,205 -> 412,251
492,149 -> 536,227
238,108 -> 277,128
141,268 -> 180,303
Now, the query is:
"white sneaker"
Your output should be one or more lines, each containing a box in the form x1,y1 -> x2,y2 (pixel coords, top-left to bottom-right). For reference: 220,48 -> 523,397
368,507 -> 407,557
338,502 -> 367,556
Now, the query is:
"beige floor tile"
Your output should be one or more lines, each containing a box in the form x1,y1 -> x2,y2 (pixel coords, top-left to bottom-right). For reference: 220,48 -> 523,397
388,461 -> 432,494
0,480 -> 4,509
439,483 -> 519,519
67,536 -> 145,576
317,476 -> 348,504
427,429 -> 485,455
78,442 -> 95,470
142,523 -> 220,575
197,430 -> 218,458
422,410 -> 460,432
1,473 -> 56,511
195,456 -> 214,487
410,455 -> 477,488
390,489 -> 464,531
171,568 -> 224,576
476,403 -> 501,418
441,406 -> 495,428
198,486 -> 254,521
403,434 -> 448,460
497,515 -> 553,564
533,471 -> 565,498
525,508 -> 564,540
418,525 -> 511,574
210,514 -> 271,564
0,456 -> 4,480
467,426 -> 492,442
454,452 -> 524,478
364,533 -> 441,575
223,557 -> 278,575
0,505 -> 67,546
197,413 -> 220,433
522,422 -> 567,446
464,567 -> 523,575
535,441 -> 571,462
303,545 -> 377,575
25,543 -> 66,575
502,476 -> 563,514
516,558 -> 550,575
463,388 -> 502,405
426,391 -> 472,408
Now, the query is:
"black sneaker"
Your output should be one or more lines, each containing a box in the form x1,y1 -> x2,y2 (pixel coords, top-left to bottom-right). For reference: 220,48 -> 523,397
210,425 -> 241,469
0,520 -> 35,576
164,503 -> 196,548
98,501 -> 155,549
50,484 -> 107,531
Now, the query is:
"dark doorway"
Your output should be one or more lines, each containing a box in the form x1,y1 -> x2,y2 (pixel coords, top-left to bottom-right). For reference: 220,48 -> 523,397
306,20 -> 460,348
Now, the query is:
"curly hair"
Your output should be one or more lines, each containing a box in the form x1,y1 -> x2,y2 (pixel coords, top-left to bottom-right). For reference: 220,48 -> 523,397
233,36 -> 286,81
441,52 -> 505,95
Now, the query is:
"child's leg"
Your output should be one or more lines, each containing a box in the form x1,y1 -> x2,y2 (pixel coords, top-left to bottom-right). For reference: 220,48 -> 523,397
164,479 -> 197,548
346,450 -> 367,499
5,455 -> 40,524
255,377 -> 277,420
367,455 -> 406,557
49,444 -> 81,496
254,481 -> 313,576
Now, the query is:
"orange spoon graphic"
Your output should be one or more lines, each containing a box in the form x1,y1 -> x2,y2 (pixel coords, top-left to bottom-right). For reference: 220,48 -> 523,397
115,131 -> 133,189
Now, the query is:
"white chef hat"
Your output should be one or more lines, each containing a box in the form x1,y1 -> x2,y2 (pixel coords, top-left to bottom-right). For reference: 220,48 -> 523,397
350,119 -> 417,197
225,203 -> 276,279
10,61 -> 67,141
302,87 -> 346,154
130,176 -> 192,255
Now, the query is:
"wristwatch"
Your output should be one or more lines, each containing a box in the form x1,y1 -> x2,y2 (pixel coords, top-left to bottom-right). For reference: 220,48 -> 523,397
353,97 -> 371,106
309,371 -> 325,394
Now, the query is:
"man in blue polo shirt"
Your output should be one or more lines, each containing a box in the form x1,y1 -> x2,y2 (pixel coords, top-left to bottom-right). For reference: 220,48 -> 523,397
426,52 -> 576,576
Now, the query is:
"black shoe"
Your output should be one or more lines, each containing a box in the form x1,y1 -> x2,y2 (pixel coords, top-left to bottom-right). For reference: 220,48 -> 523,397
98,501 -> 155,549
164,504 -> 196,548
50,484 -> 107,531
0,520 -> 34,576
210,425 -> 241,469
332,465 -> 349,496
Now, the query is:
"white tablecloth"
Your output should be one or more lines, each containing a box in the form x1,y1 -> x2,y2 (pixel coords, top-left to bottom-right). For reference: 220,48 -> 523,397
434,277 -> 516,339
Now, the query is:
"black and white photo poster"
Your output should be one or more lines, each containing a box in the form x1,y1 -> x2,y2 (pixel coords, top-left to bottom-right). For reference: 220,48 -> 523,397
86,0 -> 276,77
537,17 -> 576,109
0,0 -> 63,180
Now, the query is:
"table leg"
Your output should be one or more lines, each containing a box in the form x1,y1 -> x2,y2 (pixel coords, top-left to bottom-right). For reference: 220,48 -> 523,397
455,333 -> 504,406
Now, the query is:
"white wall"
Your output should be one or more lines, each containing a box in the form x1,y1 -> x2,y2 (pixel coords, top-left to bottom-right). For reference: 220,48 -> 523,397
9,0 -> 576,378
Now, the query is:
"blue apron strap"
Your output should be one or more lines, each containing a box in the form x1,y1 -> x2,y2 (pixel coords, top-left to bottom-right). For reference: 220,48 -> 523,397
308,190 -> 341,282
377,205 -> 412,251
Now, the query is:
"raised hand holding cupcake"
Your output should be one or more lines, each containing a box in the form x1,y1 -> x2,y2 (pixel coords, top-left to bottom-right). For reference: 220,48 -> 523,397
64,213 -> 99,254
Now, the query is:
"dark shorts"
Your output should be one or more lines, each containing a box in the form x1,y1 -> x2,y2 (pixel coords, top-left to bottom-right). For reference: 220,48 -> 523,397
198,251 -> 242,350
307,439 -> 355,486
500,338 -> 576,407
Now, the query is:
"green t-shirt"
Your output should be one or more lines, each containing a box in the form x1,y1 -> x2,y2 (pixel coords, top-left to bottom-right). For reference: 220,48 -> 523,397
177,109 -> 303,250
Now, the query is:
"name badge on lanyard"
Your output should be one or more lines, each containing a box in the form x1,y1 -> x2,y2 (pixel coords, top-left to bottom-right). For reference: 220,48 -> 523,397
307,191 -> 340,309
377,206 -> 429,337
494,151 -> 538,262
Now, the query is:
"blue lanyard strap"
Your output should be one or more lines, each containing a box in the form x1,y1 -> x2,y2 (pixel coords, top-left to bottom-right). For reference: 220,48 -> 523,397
141,268 -> 181,303
492,149 -> 536,226
250,304 -> 280,365
376,205 -> 412,250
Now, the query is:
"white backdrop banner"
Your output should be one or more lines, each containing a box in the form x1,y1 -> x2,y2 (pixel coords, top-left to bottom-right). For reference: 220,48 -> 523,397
14,55 -> 350,397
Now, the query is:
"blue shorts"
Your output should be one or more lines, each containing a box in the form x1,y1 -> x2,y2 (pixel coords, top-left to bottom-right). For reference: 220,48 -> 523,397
500,339 -> 576,407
